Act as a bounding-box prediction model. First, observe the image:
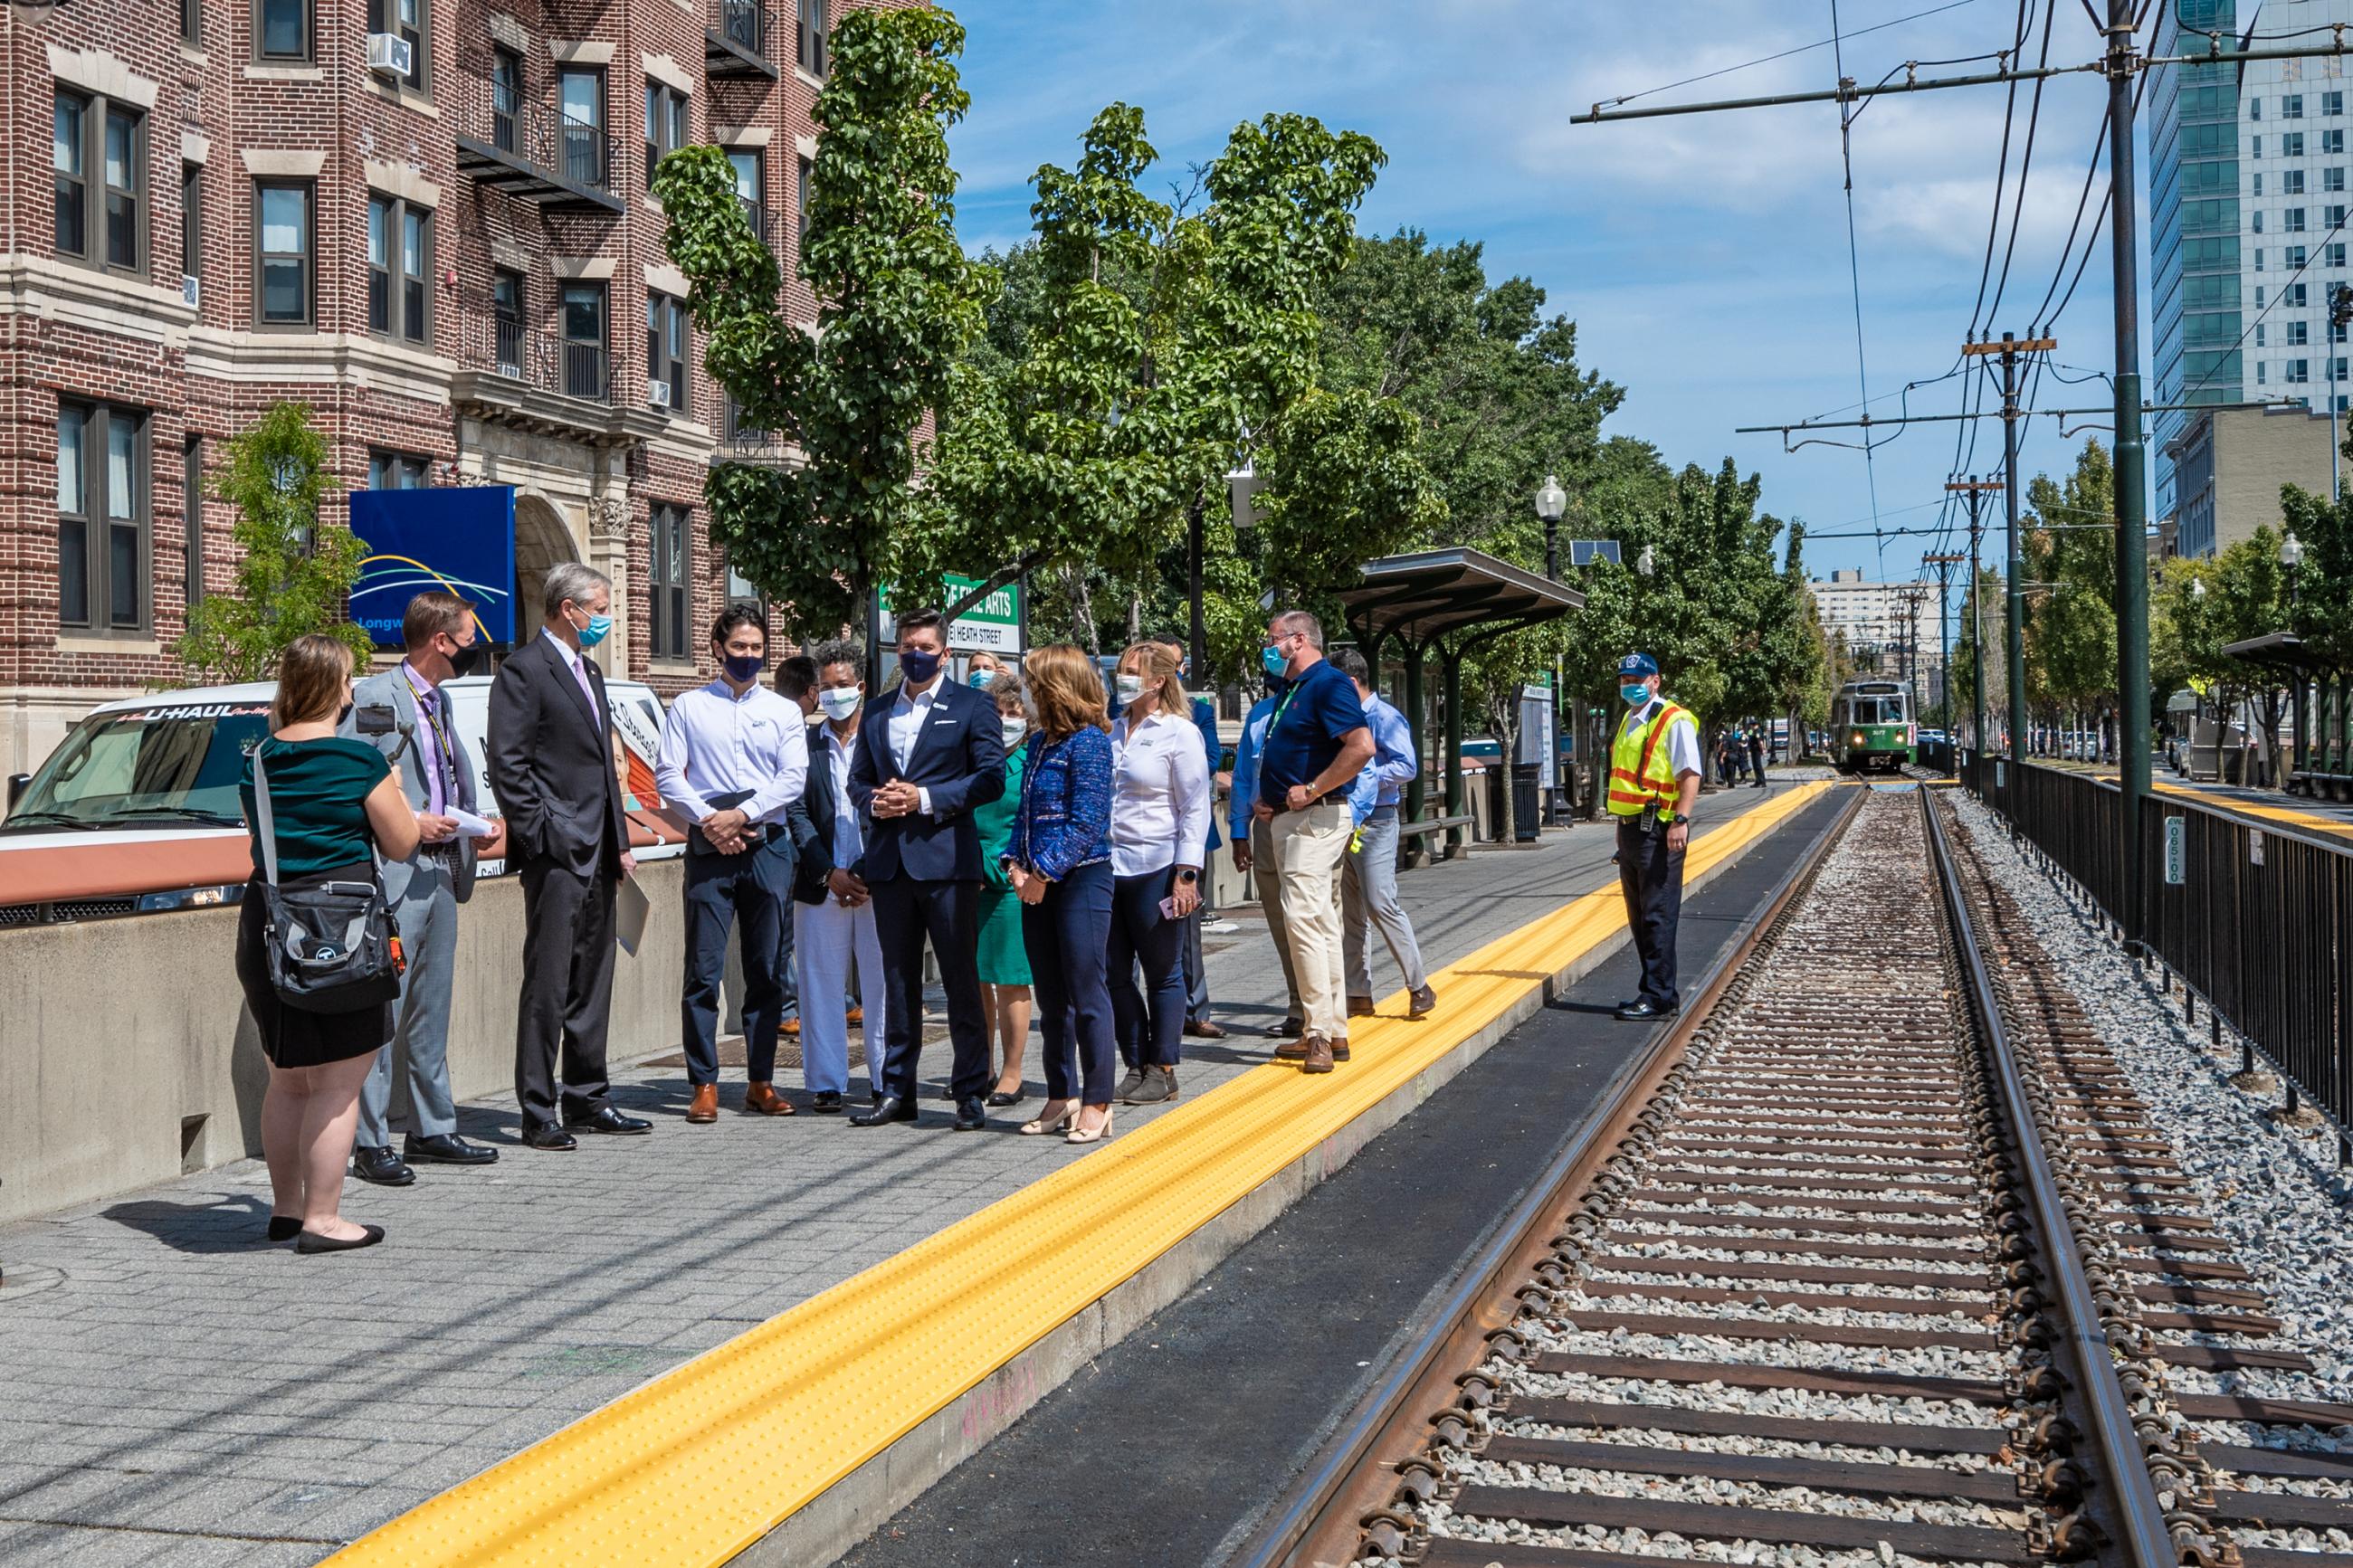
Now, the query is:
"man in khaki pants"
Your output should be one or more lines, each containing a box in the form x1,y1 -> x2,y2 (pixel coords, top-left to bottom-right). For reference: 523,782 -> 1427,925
1252,611 -> 1376,1074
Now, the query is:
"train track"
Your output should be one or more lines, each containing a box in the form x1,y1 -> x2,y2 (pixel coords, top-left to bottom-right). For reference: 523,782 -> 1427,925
1237,784 -> 2353,1568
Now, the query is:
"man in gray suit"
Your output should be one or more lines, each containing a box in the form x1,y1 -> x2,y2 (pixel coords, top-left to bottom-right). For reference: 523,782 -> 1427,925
339,591 -> 502,1184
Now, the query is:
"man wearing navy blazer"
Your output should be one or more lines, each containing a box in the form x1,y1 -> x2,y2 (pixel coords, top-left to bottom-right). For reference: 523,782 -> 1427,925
846,607 -> 1006,1129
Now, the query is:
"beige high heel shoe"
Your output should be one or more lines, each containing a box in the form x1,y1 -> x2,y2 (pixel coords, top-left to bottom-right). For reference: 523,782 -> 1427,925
1020,1099 -> 1076,1136
1066,1105 -> 1116,1145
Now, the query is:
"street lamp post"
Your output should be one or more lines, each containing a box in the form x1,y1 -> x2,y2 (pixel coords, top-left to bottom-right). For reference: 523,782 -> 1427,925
2282,528 -> 2305,618
1535,474 -> 1567,582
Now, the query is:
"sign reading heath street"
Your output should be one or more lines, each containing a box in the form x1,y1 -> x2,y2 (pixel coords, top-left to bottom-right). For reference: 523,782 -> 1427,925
879,574 -> 1024,652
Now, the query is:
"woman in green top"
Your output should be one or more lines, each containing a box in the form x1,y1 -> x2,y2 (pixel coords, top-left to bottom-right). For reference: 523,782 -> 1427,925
974,670 -> 1033,1106
234,635 -> 421,1255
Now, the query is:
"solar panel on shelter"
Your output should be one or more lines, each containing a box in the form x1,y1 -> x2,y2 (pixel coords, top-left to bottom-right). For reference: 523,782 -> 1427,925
1569,539 -> 1622,567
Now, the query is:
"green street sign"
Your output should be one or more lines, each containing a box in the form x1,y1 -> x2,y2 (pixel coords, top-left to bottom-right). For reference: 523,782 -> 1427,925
879,574 -> 1022,652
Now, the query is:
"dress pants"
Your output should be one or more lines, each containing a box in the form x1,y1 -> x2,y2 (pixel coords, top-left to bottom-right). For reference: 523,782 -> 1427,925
1270,801 -> 1351,1042
1109,866 -> 1188,1069
1251,816 -> 1301,1022
359,852 -> 460,1146
869,875 -> 991,1103
795,895 -> 885,1096
1615,818 -> 1686,1009
1342,806 -> 1429,1001
1022,860 -> 1116,1104
1179,876 -> 1212,1022
514,854 -> 616,1126
681,843 -> 792,1086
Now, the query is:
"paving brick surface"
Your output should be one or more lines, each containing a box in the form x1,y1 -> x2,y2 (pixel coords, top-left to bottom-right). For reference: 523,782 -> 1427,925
0,785 -> 1802,1563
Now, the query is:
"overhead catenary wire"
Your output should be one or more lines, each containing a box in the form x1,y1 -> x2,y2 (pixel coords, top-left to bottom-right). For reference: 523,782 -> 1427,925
1830,0 -> 1887,542
1596,0 -> 1992,110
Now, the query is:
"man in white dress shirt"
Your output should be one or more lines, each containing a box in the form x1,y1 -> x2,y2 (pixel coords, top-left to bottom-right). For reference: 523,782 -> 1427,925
655,606 -> 809,1124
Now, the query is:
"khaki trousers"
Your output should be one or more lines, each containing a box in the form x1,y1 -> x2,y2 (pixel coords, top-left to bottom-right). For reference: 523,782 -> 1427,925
1271,801 -> 1352,1041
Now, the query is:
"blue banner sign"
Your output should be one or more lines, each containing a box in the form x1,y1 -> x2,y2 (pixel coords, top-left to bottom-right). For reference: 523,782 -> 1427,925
348,486 -> 519,648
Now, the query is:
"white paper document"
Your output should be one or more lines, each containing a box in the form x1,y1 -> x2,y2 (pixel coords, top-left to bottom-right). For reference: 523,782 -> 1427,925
615,873 -> 652,957
449,808 -> 498,841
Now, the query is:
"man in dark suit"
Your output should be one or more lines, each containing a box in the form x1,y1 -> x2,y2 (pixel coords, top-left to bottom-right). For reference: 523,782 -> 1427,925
486,561 -> 653,1150
846,608 -> 1006,1130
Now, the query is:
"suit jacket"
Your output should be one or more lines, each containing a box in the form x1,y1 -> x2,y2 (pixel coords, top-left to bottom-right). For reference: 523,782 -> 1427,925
847,678 -> 1005,882
486,631 -> 630,879
342,665 -> 481,902
788,717 -> 855,904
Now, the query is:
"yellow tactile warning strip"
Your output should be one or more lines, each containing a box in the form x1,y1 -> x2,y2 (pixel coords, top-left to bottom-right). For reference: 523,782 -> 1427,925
2153,777 -> 2353,840
328,781 -> 1834,1567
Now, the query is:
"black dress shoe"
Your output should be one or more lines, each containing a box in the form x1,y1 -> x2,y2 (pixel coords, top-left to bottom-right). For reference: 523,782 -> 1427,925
810,1090 -> 844,1114
297,1223 -> 386,1255
1267,1018 -> 1305,1039
350,1145 -> 415,1186
265,1217 -> 301,1242
520,1121 -> 577,1151
564,1106 -> 653,1136
952,1096 -> 987,1132
405,1133 -> 499,1165
1615,999 -> 1680,1022
986,1089 -> 1025,1107
850,1094 -> 918,1126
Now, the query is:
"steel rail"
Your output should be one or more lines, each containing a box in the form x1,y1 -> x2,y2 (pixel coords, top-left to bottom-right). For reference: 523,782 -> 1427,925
1919,789 -> 2177,1568
1231,786 -> 1868,1568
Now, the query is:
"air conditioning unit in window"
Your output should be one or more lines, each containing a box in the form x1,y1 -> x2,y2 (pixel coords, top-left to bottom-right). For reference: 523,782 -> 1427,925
647,377 -> 672,409
181,274 -> 200,309
367,33 -> 413,76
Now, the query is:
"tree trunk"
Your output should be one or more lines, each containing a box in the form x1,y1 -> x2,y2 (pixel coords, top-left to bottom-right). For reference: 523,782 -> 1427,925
1492,703 -> 1519,844
1065,565 -> 1097,654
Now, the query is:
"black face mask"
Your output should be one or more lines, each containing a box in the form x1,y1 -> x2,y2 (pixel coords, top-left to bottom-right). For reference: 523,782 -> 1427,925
447,640 -> 487,679
338,702 -> 355,727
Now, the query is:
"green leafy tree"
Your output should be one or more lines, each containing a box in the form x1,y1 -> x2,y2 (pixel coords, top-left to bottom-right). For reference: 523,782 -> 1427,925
2152,527 -> 2288,782
653,5 -> 994,643
174,402 -> 371,683
2021,440 -> 2119,754
1946,565 -> 2008,748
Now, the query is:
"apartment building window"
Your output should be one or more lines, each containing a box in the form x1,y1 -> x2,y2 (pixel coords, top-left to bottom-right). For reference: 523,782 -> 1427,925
366,0 -> 427,91
53,92 -> 145,275
797,0 -> 827,74
2255,210 -> 2266,233
57,401 -> 148,632
649,503 -> 690,661
2288,131 -> 2309,157
366,194 -> 431,344
491,47 -> 524,154
2257,247 -> 2267,271
561,283 -> 605,399
2254,135 -> 2265,157
183,0 -> 200,46
2289,320 -> 2310,346
255,0 -> 309,61
493,268 -> 524,374
2338,359 -> 2349,384
2255,173 -> 2266,196
2289,170 -> 2308,195
2291,358 -> 2311,383
2253,98 -> 2264,120
729,147 -> 762,235
557,69 -> 605,190
367,451 -> 429,489
2329,130 -> 2348,155
2289,95 -> 2308,119
2330,91 -> 2347,117
181,162 -> 202,291
2259,285 -> 2269,307
2292,245 -> 2310,267
796,155 -> 812,252
254,181 -> 311,326
2332,167 -> 2348,192
2292,282 -> 2311,307
2258,323 -> 2268,346
2334,204 -> 2349,230
2259,361 -> 2269,384
2334,242 -> 2348,268
644,81 -> 689,188
647,293 -> 687,413
184,434 -> 204,608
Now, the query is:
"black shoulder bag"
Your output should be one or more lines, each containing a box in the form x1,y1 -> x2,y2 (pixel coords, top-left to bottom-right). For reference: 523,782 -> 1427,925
252,746 -> 405,1014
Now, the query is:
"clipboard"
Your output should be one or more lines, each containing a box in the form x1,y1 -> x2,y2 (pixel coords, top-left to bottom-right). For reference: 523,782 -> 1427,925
615,873 -> 652,957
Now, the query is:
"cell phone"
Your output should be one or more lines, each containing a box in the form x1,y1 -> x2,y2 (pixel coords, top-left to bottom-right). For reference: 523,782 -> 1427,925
355,704 -> 398,736
1159,894 -> 1182,920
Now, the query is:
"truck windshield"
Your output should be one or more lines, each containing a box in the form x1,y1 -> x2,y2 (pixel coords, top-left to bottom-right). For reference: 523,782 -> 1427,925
2,705 -> 267,832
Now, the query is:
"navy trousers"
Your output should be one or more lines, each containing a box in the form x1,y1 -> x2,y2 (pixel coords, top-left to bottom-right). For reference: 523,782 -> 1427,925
681,841 -> 793,1084
870,875 -> 992,1103
1615,819 -> 1686,1009
1023,860 -> 1117,1104
1110,866 -> 1188,1069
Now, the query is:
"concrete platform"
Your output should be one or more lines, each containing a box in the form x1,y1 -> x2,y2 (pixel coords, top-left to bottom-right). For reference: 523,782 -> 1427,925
0,774 -> 1832,1566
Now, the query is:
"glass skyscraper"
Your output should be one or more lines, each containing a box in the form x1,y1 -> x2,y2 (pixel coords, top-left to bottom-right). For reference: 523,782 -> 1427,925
2152,0 -> 2353,525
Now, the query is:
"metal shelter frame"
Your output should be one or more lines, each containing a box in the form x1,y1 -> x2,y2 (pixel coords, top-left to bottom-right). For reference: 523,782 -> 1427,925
1333,547 -> 1584,858
2223,631 -> 2352,794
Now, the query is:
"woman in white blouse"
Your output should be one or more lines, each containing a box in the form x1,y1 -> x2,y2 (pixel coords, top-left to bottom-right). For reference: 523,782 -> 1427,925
1108,639 -> 1210,1106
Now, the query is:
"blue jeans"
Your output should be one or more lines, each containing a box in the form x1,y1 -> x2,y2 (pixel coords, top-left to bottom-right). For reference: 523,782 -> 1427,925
1023,860 -> 1117,1104
1110,866 -> 1188,1069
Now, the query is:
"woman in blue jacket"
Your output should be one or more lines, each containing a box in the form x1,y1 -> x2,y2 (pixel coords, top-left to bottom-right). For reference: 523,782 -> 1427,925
1004,644 -> 1118,1144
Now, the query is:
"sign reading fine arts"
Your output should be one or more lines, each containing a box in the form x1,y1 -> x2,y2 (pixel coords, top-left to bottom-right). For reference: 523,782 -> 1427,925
879,575 -> 1023,653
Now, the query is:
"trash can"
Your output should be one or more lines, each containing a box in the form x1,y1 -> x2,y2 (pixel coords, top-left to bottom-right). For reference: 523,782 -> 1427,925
1510,763 -> 1540,841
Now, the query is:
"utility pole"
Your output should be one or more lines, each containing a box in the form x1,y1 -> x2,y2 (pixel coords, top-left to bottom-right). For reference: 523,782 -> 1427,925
1963,335 -> 2052,774
2103,0 -> 2151,948
1924,550 -> 1967,773
1944,478 -> 2002,761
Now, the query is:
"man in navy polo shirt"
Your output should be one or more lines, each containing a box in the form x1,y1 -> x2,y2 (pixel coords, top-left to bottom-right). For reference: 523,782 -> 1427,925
1253,610 -> 1375,1075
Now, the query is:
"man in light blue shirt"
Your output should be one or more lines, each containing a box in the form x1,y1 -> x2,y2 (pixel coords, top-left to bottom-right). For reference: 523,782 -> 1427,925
655,606 -> 809,1124
1332,651 -> 1434,1019
1228,670 -> 1302,1037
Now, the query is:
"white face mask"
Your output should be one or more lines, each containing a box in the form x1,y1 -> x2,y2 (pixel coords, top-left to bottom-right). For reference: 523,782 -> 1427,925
1001,717 -> 1029,747
1115,674 -> 1147,706
818,688 -> 861,722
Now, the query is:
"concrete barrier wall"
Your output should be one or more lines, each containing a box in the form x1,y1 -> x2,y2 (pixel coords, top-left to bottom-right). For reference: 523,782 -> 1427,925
0,861 -> 689,1225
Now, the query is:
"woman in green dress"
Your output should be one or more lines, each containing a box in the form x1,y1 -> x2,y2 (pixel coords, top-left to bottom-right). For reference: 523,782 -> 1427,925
975,670 -> 1034,1105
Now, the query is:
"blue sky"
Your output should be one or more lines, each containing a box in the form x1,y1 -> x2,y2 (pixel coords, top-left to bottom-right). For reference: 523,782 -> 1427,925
948,0 -> 2132,589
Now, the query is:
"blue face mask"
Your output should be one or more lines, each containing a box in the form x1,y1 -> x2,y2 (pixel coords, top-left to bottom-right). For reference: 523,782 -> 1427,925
900,647 -> 943,685
724,652 -> 765,683
969,670 -> 996,690
576,612 -> 613,649
1262,644 -> 1286,677
1621,683 -> 1652,707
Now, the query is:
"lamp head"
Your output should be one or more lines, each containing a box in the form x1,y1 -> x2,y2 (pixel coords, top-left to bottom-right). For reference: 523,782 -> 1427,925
1534,473 -> 1567,524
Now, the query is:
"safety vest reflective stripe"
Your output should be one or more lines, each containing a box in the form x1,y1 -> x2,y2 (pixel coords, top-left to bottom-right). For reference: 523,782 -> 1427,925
1606,702 -> 1691,822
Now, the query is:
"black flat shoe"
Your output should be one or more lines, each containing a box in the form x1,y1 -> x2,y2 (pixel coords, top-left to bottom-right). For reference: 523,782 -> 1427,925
265,1217 -> 301,1242
520,1121 -> 577,1151
564,1107 -> 653,1136
1615,999 -> 1680,1022
986,1089 -> 1025,1107
350,1145 -> 414,1187
810,1091 -> 844,1114
850,1094 -> 918,1126
952,1096 -> 988,1132
405,1133 -> 499,1165
296,1223 -> 386,1255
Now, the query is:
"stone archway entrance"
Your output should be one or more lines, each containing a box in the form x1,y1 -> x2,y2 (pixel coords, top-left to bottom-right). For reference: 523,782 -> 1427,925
512,493 -> 581,646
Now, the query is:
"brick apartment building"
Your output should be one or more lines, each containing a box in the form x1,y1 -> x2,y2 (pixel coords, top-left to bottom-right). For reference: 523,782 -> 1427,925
0,0 -> 904,776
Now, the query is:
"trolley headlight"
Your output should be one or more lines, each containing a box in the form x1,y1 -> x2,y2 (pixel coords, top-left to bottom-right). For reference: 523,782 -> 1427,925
1852,732 -> 1866,746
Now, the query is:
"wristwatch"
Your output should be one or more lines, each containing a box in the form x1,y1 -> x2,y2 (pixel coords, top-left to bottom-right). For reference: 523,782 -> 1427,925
1176,869 -> 1199,885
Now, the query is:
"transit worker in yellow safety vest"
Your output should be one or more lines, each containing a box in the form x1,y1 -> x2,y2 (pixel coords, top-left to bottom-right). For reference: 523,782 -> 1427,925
1607,652 -> 1703,1022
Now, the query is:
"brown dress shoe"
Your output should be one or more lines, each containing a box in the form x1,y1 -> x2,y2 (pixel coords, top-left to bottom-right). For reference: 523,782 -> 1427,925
783,1017 -> 802,1038
1345,996 -> 1376,1017
1273,1038 -> 1309,1060
744,1081 -> 795,1117
1183,1018 -> 1227,1040
1301,1033 -> 1336,1074
686,1084 -> 719,1124
1330,1036 -> 1350,1062
846,1005 -> 864,1025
